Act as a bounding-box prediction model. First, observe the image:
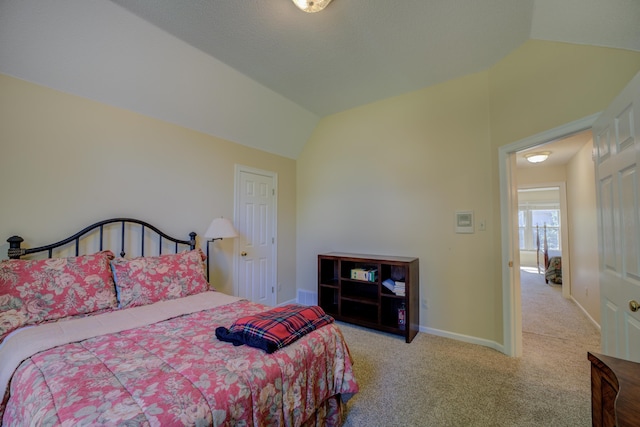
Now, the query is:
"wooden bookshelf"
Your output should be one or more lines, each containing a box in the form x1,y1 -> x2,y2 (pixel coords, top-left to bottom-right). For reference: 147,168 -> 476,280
318,252 -> 419,343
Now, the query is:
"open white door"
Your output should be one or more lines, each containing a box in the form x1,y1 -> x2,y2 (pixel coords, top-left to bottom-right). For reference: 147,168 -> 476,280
593,71 -> 640,361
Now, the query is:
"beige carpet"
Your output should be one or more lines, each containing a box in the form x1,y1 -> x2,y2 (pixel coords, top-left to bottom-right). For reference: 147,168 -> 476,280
338,269 -> 601,426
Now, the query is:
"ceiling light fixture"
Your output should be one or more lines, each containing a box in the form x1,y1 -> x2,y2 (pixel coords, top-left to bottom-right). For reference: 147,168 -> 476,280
292,0 -> 333,13
524,151 -> 551,164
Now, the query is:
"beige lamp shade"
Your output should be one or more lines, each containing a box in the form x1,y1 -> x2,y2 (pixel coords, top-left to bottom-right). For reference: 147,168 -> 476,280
204,217 -> 238,240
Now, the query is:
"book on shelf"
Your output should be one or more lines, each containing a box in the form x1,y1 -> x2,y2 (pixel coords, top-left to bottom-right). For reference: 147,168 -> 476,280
382,279 -> 395,292
350,268 -> 377,282
382,279 -> 406,296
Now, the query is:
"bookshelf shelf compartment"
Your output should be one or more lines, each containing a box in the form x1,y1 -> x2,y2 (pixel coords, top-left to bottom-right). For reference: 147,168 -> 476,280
318,252 -> 419,343
341,295 -> 378,305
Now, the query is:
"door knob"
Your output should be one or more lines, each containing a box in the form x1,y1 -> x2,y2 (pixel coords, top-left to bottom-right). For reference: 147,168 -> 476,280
241,251 -> 247,257
630,300 -> 640,312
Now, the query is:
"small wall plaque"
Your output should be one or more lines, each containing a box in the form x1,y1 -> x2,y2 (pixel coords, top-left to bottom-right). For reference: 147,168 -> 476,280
455,211 -> 474,234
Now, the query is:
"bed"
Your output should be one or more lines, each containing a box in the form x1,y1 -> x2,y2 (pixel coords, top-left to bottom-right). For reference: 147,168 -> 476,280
536,224 -> 562,284
1,218 -> 358,426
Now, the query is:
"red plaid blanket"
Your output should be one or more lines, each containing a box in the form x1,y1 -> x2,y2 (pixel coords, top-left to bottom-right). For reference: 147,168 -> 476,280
215,304 -> 334,353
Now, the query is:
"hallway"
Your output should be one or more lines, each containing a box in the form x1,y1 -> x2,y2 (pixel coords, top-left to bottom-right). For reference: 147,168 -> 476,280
521,267 -> 600,344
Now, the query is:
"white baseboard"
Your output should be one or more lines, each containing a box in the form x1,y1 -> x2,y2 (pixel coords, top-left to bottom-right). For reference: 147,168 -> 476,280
570,295 -> 601,332
419,326 -> 505,354
277,297 -> 298,307
298,289 -> 505,353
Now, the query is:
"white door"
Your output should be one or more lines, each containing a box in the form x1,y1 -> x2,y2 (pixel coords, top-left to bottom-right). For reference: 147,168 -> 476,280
594,71 -> 640,361
235,166 -> 277,306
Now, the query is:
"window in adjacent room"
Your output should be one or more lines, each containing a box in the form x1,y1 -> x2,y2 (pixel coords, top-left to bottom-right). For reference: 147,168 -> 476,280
518,202 -> 561,251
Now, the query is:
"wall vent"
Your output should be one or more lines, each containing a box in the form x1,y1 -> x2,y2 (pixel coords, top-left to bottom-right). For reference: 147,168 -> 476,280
297,289 -> 318,306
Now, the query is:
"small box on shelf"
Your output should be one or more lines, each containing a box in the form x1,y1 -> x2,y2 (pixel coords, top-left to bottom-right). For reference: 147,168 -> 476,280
350,268 -> 377,282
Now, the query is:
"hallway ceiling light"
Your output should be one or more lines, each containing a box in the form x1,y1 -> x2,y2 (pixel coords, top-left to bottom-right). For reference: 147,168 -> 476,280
525,151 -> 551,164
292,0 -> 333,13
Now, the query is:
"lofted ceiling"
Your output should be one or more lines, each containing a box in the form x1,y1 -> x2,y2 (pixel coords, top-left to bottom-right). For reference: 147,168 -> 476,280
110,0 -> 640,117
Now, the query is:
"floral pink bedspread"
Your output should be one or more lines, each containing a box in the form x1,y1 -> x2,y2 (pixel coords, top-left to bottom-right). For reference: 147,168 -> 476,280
2,300 -> 358,426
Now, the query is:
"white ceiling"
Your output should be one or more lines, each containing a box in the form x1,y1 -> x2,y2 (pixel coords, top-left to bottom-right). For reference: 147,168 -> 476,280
517,130 -> 593,168
110,0 -> 640,117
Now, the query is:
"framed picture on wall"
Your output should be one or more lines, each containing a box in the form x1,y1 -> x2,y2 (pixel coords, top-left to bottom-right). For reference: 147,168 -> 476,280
455,211 -> 474,234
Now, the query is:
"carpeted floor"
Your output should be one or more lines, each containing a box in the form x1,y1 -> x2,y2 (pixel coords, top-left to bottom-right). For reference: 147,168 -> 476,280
338,269 -> 601,426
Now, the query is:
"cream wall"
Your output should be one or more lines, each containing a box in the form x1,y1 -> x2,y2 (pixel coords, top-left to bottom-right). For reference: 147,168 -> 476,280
297,40 -> 640,347
488,41 -> 640,147
297,72 -> 498,343
566,139 -> 600,324
517,165 -> 566,185
0,74 -> 298,302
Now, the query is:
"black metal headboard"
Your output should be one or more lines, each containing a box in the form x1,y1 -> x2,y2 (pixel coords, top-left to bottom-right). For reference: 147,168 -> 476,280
7,218 -> 197,260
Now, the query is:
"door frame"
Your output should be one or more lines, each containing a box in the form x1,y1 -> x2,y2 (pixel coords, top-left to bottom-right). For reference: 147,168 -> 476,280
499,113 -> 600,357
233,164 -> 278,305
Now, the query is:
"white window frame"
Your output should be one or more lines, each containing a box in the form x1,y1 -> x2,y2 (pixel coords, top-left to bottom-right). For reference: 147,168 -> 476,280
518,202 -> 561,251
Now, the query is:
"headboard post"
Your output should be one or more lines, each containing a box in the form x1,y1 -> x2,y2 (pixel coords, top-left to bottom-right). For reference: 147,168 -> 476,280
7,235 -> 25,259
189,232 -> 197,250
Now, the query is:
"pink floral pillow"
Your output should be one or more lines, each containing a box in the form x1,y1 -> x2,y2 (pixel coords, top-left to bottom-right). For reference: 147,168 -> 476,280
110,249 -> 209,308
0,251 -> 118,342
